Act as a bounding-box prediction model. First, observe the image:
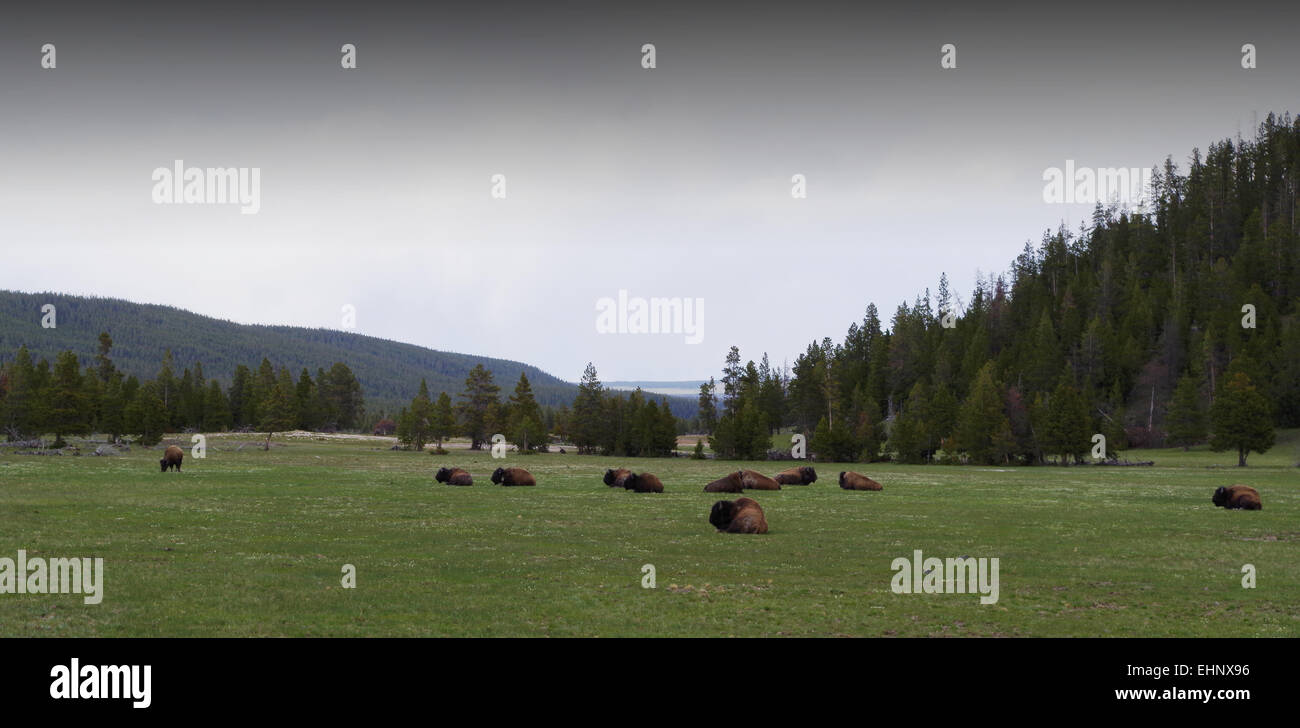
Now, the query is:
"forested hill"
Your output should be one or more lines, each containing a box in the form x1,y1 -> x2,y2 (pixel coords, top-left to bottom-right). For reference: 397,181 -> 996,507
702,112 -> 1300,464
0,291 -> 691,419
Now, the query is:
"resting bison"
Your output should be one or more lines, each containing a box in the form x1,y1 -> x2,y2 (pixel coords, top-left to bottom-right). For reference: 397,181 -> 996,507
839,471 -> 882,491
709,497 -> 768,534
435,467 -> 473,486
704,471 -> 744,493
1212,485 -> 1261,510
491,466 -> 536,486
603,468 -> 632,488
624,472 -> 664,493
773,465 -> 817,485
160,445 -> 184,472
740,469 -> 781,490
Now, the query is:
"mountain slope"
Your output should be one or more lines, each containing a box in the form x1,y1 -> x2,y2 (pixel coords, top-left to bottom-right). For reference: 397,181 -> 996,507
0,290 -> 696,419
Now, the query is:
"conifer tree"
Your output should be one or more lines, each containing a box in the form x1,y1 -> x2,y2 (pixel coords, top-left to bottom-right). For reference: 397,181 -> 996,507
1165,373 -> 1207,450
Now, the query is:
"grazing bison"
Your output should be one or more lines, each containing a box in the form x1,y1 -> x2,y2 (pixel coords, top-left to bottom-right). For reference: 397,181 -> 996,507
740,469 -> 781,490
704,471 -> 745,493
1212,485 -> 1261,510
491,466 -> 536,486
709,497 -> 768,534
435,467 -> 473,486
773,465 -> 817,485
839,471 -> 882,491
604,468 -> 633,488
624,472 -> 664,493
160,445 -> 184,472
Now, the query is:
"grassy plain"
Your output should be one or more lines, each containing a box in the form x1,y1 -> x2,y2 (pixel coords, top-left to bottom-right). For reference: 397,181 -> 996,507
1,432 -> 1296,636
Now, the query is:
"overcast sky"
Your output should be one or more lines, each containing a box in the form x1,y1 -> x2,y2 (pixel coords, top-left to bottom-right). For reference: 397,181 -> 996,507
1,1 -> 1297,382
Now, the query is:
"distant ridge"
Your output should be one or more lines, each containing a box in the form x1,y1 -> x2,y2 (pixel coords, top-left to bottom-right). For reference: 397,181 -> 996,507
607,380 -> 707,397
0,290 -> 697,419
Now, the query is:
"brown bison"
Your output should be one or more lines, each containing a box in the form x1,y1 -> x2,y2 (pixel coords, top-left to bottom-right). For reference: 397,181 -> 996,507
704,471 -> 745,493
160,445 -> 184,472
491,466 -> 536,486
435,467 -> 473,486
740,469 -> 781,490
1212,485 -> 1261,510
709,497 -> 768,534
624,472 -> 664,493
839,471 -> 882,491
603,468 -> 632,488
774,465 -> 817,485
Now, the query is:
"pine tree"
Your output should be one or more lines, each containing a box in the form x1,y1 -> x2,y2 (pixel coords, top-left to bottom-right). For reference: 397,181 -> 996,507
889,382 -> 928,464
572,363 -> 605,454
657,397 -> 678,455
295,369 -> 321,431
0,346 -> 37,439
47,351 -> 89,447
1037,377 -> 1091,464
100,373 -> 126,441
203,380 -> 231,432
458,364 -> 500,450
431,392 -> 455,451
956,362 -> 1013,465
127,381 -> 167,446
228,365 -> 253,427
258,368 -> 298,436
94,332 -> 116,383
1210,369 -> 1275,466
507,373 -> 546,452
407,379 -> 434,451
696,378 -> 718,434
721,346 -> 743,417
1165,373 -> 1207,450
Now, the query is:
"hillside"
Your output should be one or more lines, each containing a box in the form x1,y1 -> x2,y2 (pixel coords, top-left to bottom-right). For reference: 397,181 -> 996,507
0,290 -> 696,419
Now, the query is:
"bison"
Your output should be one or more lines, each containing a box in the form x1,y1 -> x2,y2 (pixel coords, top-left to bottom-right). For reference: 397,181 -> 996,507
491,466 -> 536,486
774,465 -> 817,485
435,467 -> 473,486
624,472 -> 664,493
603,468 -> 633,488
739,469 -> 781,490
704,471 -> 745,493
709,497 -> 768,534
1212,485 -> 1261,510
160,445 -> 184,472
839,471 -> 882,491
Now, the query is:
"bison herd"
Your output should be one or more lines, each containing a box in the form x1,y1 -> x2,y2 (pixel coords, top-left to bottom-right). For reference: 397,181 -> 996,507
434,464 -> 883,534
429,461 -> 1268,533
153,444 -> 1265,530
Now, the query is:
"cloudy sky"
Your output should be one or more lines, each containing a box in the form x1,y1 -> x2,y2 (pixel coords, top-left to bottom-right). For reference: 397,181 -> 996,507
1,0 -> 1297,382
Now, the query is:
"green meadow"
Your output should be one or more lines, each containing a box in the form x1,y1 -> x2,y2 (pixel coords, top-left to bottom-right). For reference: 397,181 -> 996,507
1,432 -> 1297,637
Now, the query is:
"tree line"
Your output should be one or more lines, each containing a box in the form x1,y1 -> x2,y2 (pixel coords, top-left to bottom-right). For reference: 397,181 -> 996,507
388,362 -> 680,457
0,333 -> 364,446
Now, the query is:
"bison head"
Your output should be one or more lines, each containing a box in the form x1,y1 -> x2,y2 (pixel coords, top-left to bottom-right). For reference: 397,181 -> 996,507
491,467 -> 506,485
709,500 -> 738,530
435,467 -> 452,483
1211,486 -> 1228,507
160,458 -> 168,472
802,466 -> 817,484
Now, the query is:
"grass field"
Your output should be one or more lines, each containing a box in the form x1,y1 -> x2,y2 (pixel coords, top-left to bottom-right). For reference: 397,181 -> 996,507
1,432 -> 1297,637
